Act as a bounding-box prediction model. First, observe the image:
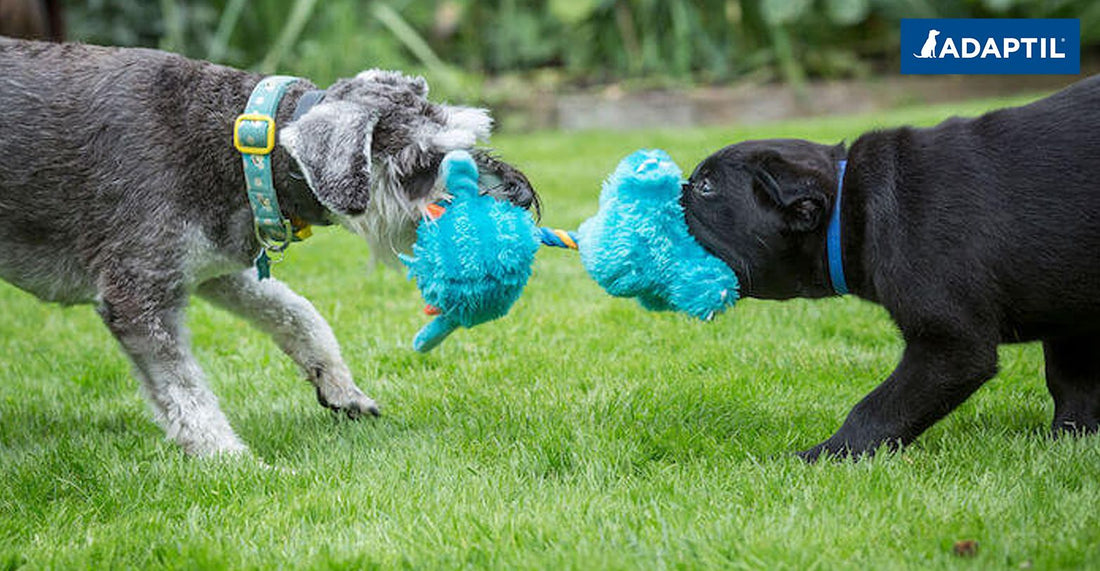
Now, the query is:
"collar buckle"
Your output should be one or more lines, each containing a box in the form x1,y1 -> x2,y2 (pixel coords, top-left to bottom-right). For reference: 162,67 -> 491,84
237,75 -> 301,280
234,113 -> 277,155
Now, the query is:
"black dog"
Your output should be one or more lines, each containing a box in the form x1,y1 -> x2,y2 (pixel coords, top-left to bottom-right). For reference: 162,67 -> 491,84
683,75 -> 1100,460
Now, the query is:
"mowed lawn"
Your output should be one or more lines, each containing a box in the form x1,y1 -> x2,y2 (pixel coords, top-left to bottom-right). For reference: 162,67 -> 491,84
3,93 -> 1100,570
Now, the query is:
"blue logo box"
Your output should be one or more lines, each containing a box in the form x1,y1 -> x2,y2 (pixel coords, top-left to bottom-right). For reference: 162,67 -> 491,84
901,19 -> 1079,75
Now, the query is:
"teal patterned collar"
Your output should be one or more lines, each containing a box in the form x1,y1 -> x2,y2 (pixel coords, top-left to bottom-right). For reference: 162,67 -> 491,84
233,75 -> 312,280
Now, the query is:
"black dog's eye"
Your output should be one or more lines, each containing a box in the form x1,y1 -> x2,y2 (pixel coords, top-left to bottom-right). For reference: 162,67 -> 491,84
694,178 -> 716,197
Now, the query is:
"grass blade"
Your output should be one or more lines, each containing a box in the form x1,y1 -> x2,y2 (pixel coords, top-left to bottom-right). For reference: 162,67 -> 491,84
260,0 -> 321,73
208,0 -> 247,62
371,1 -> 459,93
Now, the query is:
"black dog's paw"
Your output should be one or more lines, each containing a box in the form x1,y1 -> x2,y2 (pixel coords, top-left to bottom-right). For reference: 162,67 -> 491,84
795,441 -> 851,463
796,435 -> 901,463
795,443 -> 827,463
1051,415 -> 1099,438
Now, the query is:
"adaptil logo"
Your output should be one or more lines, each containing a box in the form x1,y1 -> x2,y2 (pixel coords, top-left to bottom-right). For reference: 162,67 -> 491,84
902,19 -> 1079,75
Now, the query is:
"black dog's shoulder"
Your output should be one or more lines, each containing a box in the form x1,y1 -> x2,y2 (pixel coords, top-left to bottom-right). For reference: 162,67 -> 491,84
839,75 -> 1100,343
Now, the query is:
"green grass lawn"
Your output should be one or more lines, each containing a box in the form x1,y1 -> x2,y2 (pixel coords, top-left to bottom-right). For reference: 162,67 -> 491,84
3,94 -> 1099,570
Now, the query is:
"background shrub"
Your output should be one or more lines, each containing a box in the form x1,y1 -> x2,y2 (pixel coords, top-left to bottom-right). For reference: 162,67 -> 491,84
65,0 -> 1100,99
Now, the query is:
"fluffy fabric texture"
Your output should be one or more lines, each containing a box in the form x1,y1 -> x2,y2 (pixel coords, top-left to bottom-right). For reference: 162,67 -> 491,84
576,149 -> 740,320
402,150 -> 540,352
404,148 -> 738,352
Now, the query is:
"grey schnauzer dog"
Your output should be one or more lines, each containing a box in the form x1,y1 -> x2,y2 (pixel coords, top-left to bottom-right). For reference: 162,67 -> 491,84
0,38 -> 536,456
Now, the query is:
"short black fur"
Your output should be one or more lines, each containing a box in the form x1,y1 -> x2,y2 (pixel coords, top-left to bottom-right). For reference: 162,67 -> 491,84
684,75 -> 1100,460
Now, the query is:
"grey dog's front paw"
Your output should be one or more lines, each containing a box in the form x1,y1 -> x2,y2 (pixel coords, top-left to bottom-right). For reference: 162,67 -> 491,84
324,387 -> 380,419
315,385 -> 380,419
312,366 -> 380,419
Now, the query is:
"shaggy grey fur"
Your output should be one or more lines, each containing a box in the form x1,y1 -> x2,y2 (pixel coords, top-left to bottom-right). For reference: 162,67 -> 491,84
0,39 -> 536,456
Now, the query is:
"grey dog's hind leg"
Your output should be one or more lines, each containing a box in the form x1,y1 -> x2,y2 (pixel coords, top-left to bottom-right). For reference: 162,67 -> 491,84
98,277 -> 248,456
197,270 -> 379,419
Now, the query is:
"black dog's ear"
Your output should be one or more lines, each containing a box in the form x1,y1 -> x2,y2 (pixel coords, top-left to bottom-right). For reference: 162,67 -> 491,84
280,101 -> 376,216
747,150 -> 831,233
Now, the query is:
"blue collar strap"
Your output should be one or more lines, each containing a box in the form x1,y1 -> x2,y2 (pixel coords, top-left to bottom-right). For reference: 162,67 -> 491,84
826,160 -> 849,295
234,75 -> 310,280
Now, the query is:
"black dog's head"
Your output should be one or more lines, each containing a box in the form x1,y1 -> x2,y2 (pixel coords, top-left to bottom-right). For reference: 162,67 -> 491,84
682,139 -> 845,299
280,69 -> 537,261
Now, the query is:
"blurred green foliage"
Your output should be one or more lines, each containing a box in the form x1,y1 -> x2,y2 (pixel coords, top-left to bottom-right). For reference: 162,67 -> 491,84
65,0 -> 1100,99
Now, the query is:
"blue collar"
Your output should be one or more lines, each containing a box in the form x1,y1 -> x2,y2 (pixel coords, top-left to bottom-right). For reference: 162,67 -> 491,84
234,77 -> 326,280
826,160 -> 849,295
235,75 -> 299,279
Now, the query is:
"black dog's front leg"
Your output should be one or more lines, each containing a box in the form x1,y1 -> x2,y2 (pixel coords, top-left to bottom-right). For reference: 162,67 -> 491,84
799,334 -> 999,461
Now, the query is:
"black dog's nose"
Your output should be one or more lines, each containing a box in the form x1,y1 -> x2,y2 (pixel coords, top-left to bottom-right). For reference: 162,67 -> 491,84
680,180 -> 694,207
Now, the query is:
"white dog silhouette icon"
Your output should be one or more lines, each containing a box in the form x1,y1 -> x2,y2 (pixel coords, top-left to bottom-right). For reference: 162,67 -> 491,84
913,29 -> 940,58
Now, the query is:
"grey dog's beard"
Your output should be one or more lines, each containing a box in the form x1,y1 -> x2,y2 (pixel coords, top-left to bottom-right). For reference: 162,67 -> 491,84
338,167 -> 448,266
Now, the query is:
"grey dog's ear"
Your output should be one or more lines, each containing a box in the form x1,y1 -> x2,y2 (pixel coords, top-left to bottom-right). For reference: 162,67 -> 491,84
280,101 -> 376,216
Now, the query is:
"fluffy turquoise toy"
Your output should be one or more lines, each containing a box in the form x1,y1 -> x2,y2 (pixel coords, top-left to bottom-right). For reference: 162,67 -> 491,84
404,149 -> 740,352
400,150 -> 541,352
575,149 -> 739,320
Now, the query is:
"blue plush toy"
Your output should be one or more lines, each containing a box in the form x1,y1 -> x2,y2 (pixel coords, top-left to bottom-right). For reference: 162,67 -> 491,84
403,149 -> 740,352
575,149 -> 739,320
400,150 -> 541,352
